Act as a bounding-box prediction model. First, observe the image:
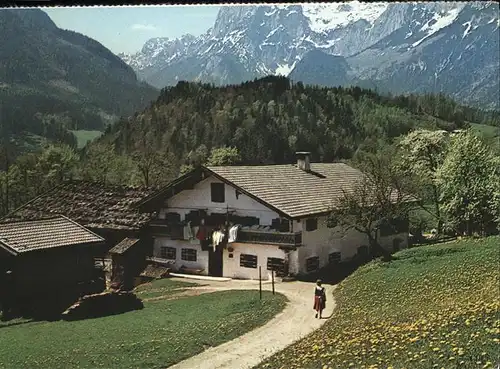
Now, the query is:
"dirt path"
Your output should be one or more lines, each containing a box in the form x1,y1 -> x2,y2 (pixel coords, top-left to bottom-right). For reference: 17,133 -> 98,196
166,278 -> 336,369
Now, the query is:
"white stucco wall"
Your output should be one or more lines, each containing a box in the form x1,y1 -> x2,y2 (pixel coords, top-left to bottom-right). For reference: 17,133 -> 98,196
159,176 -> 280,226
296,216 -> 409,274
223,242 -> 286,280
153,237 -> 209,275
297,216 -> 359,274
288,249 -> 300,275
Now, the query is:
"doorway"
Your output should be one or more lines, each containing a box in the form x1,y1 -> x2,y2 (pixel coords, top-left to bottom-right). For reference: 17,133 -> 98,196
208,247 -> 223,277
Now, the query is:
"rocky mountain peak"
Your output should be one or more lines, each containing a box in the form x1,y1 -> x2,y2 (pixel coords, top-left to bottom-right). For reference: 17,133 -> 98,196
119,2 -> 499,109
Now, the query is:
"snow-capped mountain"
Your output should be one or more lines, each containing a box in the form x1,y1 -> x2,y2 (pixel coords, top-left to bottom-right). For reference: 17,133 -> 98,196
344,2 -> 500,108
120,2 -> 499,109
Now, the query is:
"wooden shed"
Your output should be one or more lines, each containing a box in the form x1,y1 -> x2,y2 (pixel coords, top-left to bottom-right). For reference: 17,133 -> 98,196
109,237 -> 149,291
2,180 -> 157,258
0,216 -> 106,315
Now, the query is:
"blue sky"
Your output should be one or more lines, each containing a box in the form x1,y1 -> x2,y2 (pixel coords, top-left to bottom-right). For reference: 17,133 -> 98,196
43,6 -> 221,54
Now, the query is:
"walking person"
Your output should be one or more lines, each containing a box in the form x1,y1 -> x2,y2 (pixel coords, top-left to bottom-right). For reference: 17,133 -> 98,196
313,279 -> 326,319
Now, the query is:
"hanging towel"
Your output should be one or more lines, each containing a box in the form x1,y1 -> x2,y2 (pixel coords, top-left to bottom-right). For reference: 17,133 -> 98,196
228,225 -> 240,243
191,226 -> 200,244
212,231 -> 225,251
183,221 -> 194,240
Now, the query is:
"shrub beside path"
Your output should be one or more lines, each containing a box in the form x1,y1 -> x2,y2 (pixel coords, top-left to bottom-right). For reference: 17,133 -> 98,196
166,278 -> 335,369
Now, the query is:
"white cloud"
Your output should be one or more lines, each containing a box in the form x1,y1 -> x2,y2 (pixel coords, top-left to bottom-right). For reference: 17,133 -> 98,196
131,23 -> 157,31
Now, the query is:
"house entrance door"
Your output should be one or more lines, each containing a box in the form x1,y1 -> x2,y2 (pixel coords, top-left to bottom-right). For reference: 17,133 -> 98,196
208,247 -> 223,277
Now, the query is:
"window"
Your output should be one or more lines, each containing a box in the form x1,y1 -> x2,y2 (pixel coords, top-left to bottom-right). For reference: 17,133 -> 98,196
181,248 -> 197,262
160,247 -> 176,260
267,257 -> 285,273
211,183 -> 225,203
305,218 -> 318,232
306,256 -> 319,272
328,252 -> 341,264
240,254 -> 258,268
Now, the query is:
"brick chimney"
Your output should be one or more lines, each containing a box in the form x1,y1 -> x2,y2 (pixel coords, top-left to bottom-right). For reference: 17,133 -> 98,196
296,152 -> 311,172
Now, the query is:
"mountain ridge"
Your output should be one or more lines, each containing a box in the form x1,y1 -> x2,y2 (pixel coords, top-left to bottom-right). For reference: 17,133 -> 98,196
0,8 -> 159,153
120,2 -> 499,109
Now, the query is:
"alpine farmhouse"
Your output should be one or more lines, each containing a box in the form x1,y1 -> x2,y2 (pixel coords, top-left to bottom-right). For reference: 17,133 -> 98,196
2,152 -> 409,282
136,152 -> 410,280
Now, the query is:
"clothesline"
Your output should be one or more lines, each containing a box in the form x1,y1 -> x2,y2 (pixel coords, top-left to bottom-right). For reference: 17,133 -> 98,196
181,222 -> 242,251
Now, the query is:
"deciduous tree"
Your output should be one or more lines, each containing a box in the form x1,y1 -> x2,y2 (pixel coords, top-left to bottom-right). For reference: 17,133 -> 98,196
398,129 -> 450,233
435,130 -> 500,235
206,146 -> 242,166
328,148 -> 417,261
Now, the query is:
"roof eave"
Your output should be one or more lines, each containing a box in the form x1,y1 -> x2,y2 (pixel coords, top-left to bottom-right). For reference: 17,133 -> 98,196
17,240 -> 105,255
134,167 -> 204,211
0,241 -> 18,256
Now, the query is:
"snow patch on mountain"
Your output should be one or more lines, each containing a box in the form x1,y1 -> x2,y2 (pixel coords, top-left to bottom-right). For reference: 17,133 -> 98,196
275,61 -> 297,76
302,2 -> 388,33
462,21 -> 472,38
413,6 -> 463,46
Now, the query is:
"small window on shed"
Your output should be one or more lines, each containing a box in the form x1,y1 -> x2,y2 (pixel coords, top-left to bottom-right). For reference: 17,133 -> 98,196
306,256 -> 320,272
181,248 -> 197,262
211,183 -> 225,203
240,254 -> 258,269
328,252 -> 341,264
267,257 -> 285,273
305,218 -> 318,232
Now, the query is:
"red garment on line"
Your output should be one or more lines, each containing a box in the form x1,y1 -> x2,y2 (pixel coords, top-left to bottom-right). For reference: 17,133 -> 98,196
196,227 -> 207,240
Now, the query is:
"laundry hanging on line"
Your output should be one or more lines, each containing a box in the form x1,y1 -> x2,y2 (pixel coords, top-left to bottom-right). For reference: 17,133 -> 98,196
190,226 -> 200,244
228,225 -> 241,243
196,226 -> 207,241
183,221 -> 194,240
212,231 -> 225,251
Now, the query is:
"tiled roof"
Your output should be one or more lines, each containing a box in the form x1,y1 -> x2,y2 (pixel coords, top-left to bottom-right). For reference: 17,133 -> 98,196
109,238 -> 140,255
3,181 -> 157,230
0,216 -> 104,255
206,163 -> 378,219
140,263 -> 171,278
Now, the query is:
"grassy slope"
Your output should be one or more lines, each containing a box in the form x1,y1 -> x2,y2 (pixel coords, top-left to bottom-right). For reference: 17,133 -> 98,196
257,237 -> 500,369
71,130 -> 103,149
470,122 -> 499,139
0,279 -> 287,369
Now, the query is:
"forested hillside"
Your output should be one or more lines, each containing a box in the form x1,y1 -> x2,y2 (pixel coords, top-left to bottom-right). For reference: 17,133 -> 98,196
103,76 -> 499,168
1,76 -> 498,218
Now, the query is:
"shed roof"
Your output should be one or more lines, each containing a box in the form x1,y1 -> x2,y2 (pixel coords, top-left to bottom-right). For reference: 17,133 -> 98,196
2,181 -> 157,230
0,216 -> 105,255
140,264 -> 171,279
109,238 -> 140,255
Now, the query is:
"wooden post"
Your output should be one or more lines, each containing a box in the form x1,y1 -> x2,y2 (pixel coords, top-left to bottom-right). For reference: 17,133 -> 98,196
259,266 -> 262,300
271,269 -> 275,295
